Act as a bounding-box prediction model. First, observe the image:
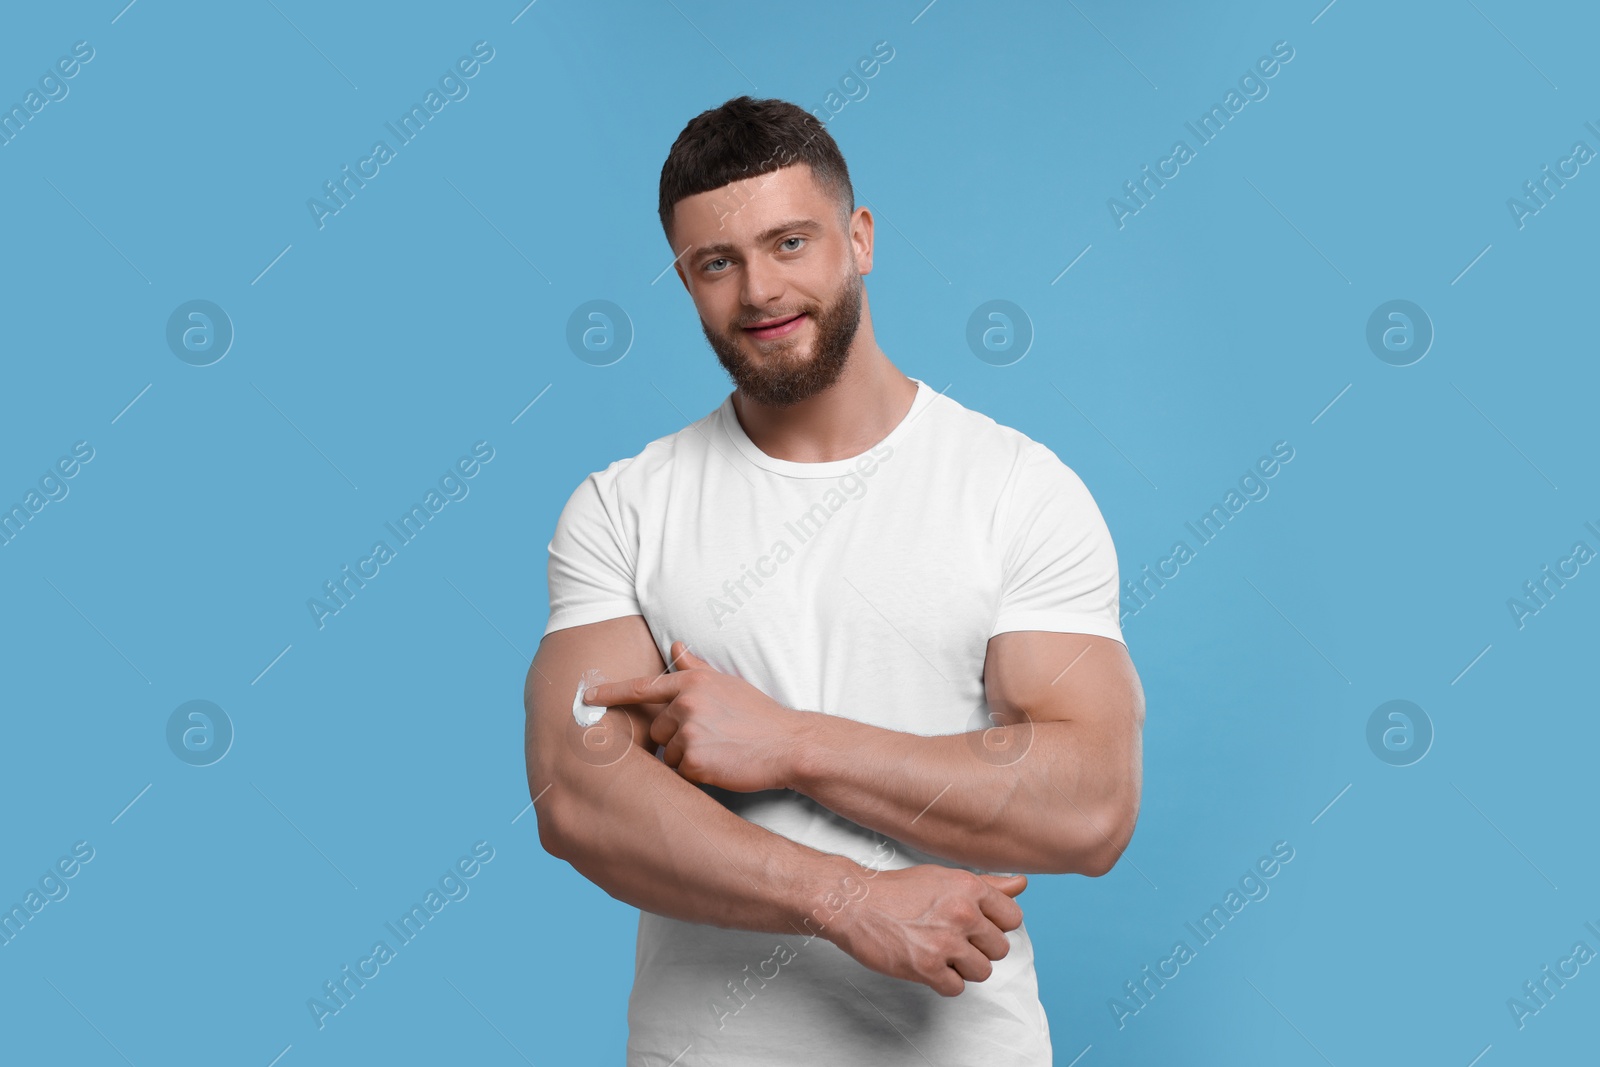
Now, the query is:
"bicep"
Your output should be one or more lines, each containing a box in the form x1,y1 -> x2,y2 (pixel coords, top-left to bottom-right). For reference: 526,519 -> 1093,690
524,614 -> 667,790
983,630 -> 1144,739
985,630 -> 1145,872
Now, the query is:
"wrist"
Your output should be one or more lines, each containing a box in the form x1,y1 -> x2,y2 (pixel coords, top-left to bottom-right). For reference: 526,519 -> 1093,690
782,708 -> 834,793
786,852 -> 867,947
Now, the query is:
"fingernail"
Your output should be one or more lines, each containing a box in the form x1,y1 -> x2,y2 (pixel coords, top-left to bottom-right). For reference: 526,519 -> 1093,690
583,687 -> 597,703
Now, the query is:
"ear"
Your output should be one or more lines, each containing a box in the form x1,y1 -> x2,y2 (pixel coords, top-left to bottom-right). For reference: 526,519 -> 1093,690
850,205 -> 874,275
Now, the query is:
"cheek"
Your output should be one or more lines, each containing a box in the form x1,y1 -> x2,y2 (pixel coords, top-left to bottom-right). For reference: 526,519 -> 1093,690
690,292 -> 730,327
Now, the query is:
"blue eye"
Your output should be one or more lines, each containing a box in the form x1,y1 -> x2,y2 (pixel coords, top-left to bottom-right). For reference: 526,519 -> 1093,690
781,237 -> 805,251
704,258 -> 729,273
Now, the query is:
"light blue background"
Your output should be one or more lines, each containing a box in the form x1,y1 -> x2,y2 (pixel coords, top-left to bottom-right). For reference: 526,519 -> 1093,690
2,1 -> 1595,1063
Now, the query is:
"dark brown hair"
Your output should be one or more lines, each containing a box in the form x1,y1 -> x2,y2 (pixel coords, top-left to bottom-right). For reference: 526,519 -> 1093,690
658,95 -> 854,244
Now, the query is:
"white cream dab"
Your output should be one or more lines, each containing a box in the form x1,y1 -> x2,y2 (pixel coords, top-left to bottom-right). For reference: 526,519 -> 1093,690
572,668 -> 608,727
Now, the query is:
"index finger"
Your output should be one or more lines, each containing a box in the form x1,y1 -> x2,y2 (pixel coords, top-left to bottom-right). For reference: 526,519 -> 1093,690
584,673 -> 684,709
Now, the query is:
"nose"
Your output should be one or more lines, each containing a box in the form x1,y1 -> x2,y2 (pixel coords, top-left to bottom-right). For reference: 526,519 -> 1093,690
739,253 -> 786,313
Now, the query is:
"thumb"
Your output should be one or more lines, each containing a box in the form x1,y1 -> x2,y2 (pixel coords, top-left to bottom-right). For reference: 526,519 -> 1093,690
980,873 -> 1028,897
669,640 -> 709,672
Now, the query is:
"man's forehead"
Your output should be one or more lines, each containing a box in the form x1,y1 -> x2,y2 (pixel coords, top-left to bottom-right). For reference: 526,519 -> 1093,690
673,163 -> 828,244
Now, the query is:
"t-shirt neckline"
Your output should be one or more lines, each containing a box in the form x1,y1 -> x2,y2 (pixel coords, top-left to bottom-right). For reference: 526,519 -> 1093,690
718,377 -> 935,479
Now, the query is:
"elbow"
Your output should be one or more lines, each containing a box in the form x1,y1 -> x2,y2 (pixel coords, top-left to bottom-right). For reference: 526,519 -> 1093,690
1074,793 -> 1141,878
533,790 -> 576,862
526,739 -> 576,861
1075,729 -> 1143,877
1079,842 -> 1122,879
529,763 -> 611,866
526,721 -> 579,862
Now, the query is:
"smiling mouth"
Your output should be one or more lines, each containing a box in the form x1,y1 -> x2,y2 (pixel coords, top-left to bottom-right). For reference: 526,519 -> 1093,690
742,313 -> 807,340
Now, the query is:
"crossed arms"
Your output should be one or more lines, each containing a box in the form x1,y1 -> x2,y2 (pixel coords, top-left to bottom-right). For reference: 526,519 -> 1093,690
522,612 -> 1145,995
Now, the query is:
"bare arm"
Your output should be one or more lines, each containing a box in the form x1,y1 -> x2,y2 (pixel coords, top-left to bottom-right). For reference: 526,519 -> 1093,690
786,632 -> 1144,876
524,614 -> 860,938
577,632 -> 1144,876
525,614 -> 1035,994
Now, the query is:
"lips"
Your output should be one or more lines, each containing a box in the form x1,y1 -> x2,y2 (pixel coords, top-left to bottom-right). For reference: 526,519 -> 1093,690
743,313 -> 807,340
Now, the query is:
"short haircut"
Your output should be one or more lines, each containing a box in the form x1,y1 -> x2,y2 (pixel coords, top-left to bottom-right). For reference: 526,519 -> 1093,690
658,95 -> 854,244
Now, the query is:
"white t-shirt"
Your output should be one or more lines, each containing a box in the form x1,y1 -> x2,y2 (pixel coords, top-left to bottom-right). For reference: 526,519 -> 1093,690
544,376 -> 1124,1066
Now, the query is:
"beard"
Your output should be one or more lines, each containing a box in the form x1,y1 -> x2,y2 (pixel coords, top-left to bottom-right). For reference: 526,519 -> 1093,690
699,268 -> 863,408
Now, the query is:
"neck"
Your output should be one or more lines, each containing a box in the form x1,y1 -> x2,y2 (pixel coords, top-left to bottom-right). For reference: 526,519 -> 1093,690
731,341 -> 916,464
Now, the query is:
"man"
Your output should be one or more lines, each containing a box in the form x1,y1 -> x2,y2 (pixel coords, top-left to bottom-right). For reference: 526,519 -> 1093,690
524,95 -> 1145,1065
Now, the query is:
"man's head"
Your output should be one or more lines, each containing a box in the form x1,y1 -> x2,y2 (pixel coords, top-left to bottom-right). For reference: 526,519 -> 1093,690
659,96 -> 872,407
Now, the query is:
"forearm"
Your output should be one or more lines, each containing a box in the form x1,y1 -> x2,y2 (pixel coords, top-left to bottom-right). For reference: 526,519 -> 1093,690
534,732 -> 865,940
789,713 -> 1131,876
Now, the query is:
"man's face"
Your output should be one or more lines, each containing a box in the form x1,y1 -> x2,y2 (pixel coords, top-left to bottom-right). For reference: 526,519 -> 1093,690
670,164 -> 869,407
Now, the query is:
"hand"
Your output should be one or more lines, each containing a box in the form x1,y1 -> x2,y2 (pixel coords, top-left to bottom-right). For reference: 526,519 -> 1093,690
824,865 -> 1027,997
581,640 -> 808,792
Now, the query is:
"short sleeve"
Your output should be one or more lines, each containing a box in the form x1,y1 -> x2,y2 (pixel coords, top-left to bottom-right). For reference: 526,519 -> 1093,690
990,445 -> 1124,644
542,471 -> 642,638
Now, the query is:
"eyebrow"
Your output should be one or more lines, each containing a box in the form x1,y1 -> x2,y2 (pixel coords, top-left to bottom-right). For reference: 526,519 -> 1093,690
690,218 -> 822,263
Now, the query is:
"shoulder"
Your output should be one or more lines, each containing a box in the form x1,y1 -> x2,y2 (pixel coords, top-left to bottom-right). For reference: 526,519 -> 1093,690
922,389 -> 1086,490
922,393 -> 1111,548
565,402 -> 721,504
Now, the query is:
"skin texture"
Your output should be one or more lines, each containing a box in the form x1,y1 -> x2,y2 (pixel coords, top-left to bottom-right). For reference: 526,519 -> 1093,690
525,161 -> 1145,996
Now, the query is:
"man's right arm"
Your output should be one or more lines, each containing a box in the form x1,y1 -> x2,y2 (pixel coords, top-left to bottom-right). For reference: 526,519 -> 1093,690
522,614 -> 1028,995
525,614 -> 868,937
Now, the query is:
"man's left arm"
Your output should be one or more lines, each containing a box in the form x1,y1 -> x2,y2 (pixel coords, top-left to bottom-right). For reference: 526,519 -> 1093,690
585,631 -> 1144,876
786,629 -> 1144,876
